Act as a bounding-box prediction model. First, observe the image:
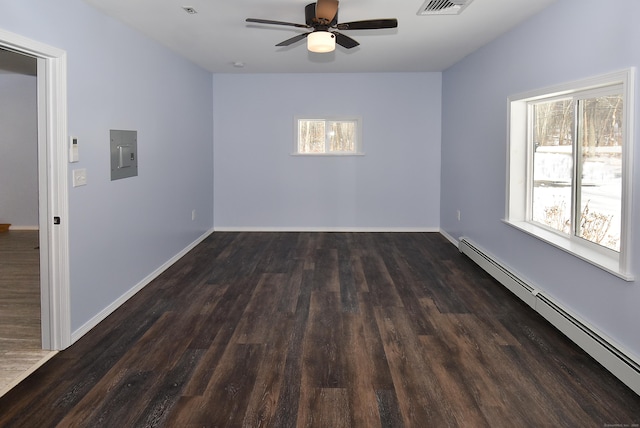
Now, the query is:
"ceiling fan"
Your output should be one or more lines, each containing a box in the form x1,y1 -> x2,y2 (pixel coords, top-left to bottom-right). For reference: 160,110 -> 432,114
246,0 -> 398,53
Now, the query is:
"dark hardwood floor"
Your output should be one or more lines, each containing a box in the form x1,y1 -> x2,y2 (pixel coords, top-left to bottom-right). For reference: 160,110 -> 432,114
0,232 -> 638,427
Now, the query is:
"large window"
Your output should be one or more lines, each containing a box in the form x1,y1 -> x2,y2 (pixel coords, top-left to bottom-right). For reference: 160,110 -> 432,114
507,69 -> 634,280
294,117 -> 363,155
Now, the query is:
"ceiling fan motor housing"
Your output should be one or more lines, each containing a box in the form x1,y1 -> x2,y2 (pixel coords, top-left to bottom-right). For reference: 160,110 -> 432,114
305,3 -> 337,27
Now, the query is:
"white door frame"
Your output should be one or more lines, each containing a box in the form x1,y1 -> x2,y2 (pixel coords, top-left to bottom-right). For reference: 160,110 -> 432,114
1,28 -> 71,350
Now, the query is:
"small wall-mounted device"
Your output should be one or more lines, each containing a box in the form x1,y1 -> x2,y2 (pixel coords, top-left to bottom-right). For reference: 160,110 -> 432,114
72,168 -> 87,187
69,136 -> 79,163
110,130 -> 138,181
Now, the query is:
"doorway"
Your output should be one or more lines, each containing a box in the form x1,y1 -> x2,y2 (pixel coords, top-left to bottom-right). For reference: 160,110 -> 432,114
0,27 -> 71,394
0,47 -> 51,393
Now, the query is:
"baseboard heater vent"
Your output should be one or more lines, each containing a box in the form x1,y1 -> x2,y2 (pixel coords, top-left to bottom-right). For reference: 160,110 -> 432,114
458,236 -> 640,396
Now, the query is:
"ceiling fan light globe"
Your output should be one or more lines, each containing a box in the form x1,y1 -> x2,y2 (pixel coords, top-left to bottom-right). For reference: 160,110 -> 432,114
307,31 -> 335,53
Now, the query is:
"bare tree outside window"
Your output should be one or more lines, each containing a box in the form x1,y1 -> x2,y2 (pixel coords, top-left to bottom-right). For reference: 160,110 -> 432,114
531,95 -> 623,251
329,122 -> 356,152
299,120 -> 325,153
296,118 -> 361,155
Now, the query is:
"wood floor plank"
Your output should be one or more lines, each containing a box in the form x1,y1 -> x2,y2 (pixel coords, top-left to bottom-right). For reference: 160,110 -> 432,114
350,256 -> 369,294
270,269 -> 314,428
374,305 -> 452,426
59,368 -> 155,427
380,249 -> 438,335
55,301 -> 206,427
342,312 -> 384,427
357,292 -> 395,391
360,255 -> 404,308
182,278 -> 260,396
301,291 -> 345,388
423,306 -> 529,426
276,259 -> 305,314
241,312 -> 293,427
311,249 -> 340,293
297,387 -> 351,428
375,389 -> 404,428
0,232 -> 638,427
418,335 -> 489,427
339,258 -> 359,313
190,343 -> 263,426
232,273 -> 288,345
133,347 -> 207,427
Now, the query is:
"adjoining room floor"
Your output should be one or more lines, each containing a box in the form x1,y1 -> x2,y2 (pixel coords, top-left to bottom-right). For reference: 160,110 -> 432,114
0,230 -> 54,395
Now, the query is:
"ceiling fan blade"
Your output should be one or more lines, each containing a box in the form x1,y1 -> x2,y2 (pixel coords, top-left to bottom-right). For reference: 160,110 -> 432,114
335,19 -> 398,30
246,18 -> 310,29
332,31 -> 359,49
276,33 -> 310,47
316,0 -> 339,23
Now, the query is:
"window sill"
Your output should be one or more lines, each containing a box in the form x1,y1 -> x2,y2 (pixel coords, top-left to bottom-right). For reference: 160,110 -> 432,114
503,219 -> 634,281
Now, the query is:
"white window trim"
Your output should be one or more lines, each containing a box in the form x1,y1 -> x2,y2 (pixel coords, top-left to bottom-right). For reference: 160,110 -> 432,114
292,116 -> 364,156
505,68 -> 635,281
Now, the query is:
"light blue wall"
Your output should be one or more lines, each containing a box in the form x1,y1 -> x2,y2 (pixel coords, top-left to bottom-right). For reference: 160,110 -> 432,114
0,73 -> 38,227
213,73 -> 441,230
441,0 -> 640,357
0,0 -> 214,332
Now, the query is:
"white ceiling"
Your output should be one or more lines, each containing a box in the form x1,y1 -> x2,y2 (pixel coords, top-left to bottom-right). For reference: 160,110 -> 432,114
82,0 -> 557,73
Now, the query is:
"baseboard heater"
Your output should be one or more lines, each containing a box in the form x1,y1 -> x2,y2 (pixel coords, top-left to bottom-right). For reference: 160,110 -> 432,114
458,236 -> 640,396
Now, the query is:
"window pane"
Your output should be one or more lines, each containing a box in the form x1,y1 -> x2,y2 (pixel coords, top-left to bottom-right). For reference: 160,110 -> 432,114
576,95 -> 623,251
531,99 -> 575,234
296,117 -> 361,155
299,120 -> 325,153
328,121 -> 356,152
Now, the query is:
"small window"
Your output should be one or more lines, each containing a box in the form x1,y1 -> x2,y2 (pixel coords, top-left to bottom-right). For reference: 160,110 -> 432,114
506,69 -> 634,280
294,117 -> 363,155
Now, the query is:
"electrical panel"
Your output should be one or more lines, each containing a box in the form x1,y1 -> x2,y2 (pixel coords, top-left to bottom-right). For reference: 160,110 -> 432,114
110,130 -> 138,181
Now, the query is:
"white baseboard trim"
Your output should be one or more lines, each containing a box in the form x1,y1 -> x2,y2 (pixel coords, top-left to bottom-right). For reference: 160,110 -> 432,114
8,226 -> 39,231
213,226 -> 439,233
439,229 -> 459,246
70,227 -> 214,343
458,236 -> 640,396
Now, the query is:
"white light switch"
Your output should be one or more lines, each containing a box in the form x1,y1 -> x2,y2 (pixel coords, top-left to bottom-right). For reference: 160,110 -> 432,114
72,168 -> 87,187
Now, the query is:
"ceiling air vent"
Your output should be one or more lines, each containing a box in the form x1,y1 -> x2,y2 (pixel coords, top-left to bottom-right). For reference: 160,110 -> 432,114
417,0 -> 474,16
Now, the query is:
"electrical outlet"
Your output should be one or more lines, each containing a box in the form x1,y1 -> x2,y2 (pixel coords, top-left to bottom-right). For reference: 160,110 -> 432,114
192,209 -> 196,221
457,210 -> 461,221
